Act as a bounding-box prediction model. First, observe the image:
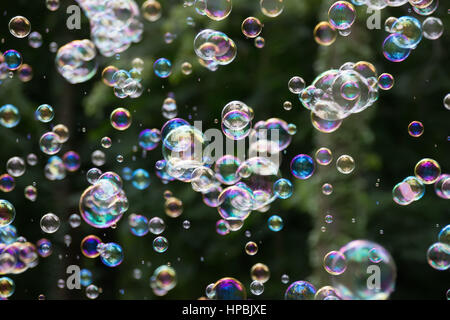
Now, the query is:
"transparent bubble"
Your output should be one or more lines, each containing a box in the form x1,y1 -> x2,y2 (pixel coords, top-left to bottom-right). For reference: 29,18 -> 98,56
0,277 -> 15,298
24,185 -> 37,202
426,242 -> 449,271
0,199 -> 16,227
414,158 -> 441,184
391,16 -> 422,49
142,0 -> 162,22
181,62 -> 193,75
154,58 -> 172,78
288,76 -> 306,94
328,1 -> 356,30
254,36 -> 265,48
53,124 -> 70,143
149,217 -> 165,235
322,183 -> 333,195
46,0 -> 60,11
315,286 -> 341,300
3,50 -> 22,71
110,108 -> 132,130
382,34 -> 411,62
408,121 -> 424,137
434,175 -> 450,200
212,277 -> 247,300
273,178 -> 293,199
86,284 -> 99,299
250,263 -> 270,283
336,155 -> 355,174
132,169 -> 151,190
153,265 -> 177,291
444,93 -> 450,110
28,31 -> 43,48
81,235 -> 102,258
291,154 -> 315,179
0,104 -> 21,128
268,215 -> 283,232
0,174 -> 15,193
100,242 -> 124,267
40,213 -> 60,234
204,0 -> 232,21
69,213 -> 81,228
285,281 -> 316,300
241,17 -> 263,38
56,39 -> 97,84
313,21 -> 337,46
35,104 -> 54,123
39,132 -> 62,155
9,16 -> 31,38
323,250 -> 347,275
378,73 -> 394,90
6,157 -> 26,177
315,147 -> 333,165
250,280 -> 264,295
245,241 -> 258,255
260,0 -> 284,18
91,150 -> 106,166
422,17 -> 443,40
153,236 -> 169,253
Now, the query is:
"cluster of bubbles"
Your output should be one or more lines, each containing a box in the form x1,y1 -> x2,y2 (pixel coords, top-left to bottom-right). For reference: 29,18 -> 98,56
0,50 -> 33,85
56,40 -> 98,84
393,158 -> 447,205
75,0 -> 143,57
79,171 -> 129,228
81,235 -> 124,268
194,29 -> 237,71
102,59 -> 144,98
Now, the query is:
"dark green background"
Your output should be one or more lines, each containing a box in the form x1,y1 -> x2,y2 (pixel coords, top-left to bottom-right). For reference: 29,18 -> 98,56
0,0 -> 449,299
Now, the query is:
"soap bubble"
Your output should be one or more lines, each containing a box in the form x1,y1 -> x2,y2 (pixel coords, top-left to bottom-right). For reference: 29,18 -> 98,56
100,242 -> 124,267
110,108 -> 132,130
414,158 -> 441,184
284,281 -> 316,300
426,242 -> 449,271
149,217 -> 165,235
322,183 -> 333,195
216,219 -> 230,235
268,215 -> 283,232
434,175 -> 450,200
408,121 -> 424,137
28,31 -> 43,48
35,104 -> 54,123
153,236 -> 169,253
250,281 -> 264,295
382,34 -> 411,62
142,0 -> 162,22
0,174 -> 15,193
63,151 -> 81,172
215,155 -> 241,185
254,36 -> 265,48
138,128 -> 161,150
69,213 -> 81,228
165,197 -> 183,218
81,235 -> 102,258
181,62 -> 193,75
46,0 -> 60,11
315,286 -> 341,300
273,178 -> 293,199
378,73 -> 394,90
4,50 -> 23,70
204,0 -> 232,21
9,16 -> 31,38
0,200 -> 16,227
241,17 -> 263,38
245,241 -> 258,255
24,185 -> 37,202
438,225 -> 450,245
336,155 -> 355,174
0,277 -> 15,298
422,17 -> 443,40
0,104 -> 20,128
212,277 -> 246,300
37,238 -> 52,257
323,250 -> 347,275
154,58 -> 172,78
53,124 -> 70,143
260,0 -> 284,18
291,154 -> 315,179
39,132 -> 62,155
313,22 -> 337,46
86,284 -> 99,299
328,1 -> 356,31
153,265 -> 177,291
391,16 -> 422,49
6,157 -> 26,177
315,147 -> 333,166
40,213 -> 60,233
132,169 -> 151,190
288,76 -> 305,94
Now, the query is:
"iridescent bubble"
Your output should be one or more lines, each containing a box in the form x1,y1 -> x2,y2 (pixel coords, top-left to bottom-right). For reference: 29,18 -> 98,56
426,242 -> 449,271
331,240 -> 396,300
165,197 -> 183,218
17,64 -> 33,82
52,124 -> 69,143
0,174 -> 15,193
46,0 -> 60,11
153,236 -> 169,253
181,62 -> 193,75
273,178 -> 293,199
284,281 -> 316,300
315,147 -> 333,166
216,219 -> 230,235
444,93 -> 450,110
378,73 -> 394,90
254,36 -> 265,48
250,280 -> 264,295
35,104 -> 54,123
63,151 -> 81,172
414,158 -> 441,184
434,174 -> 450,200
313,21 -> 337,46
132,169 -> 151,190
328,1 -> 356,30
139,128 -> 161,150
154,58 -> 172,78
422,17 -> 443,40
260,0 -> 284,18
438,225 -> 450,245
315,286 -> 341,300
215,155 -> 241,185
6,157 -> 26,177
268,215 -> 283,232
202,185 -> 222,207
69,213 -> 81,228
241,17 -> 263,38
204,0 -> 232,21
80,269 -> 93,287
392,176 -> 425,205
323,250 -> 347,275
0,277 -> 15,298
40,213 -> 60,233
3,50 -> 22,71
391,16 -> 422,49
110,108 -> 132,130
86,284 -> 99,299
408,121 -> 424,137
36,238 -> 52,257
322,183 -> 333,195
39,132 -> 62,155
9,16 -> 31,38
86,168 -> 102,184
288,76 -> 306,94
102,66 -> 119,87
142,0 -> 162,22
100,242 -> 124,267
382,34 -> 411,62
311,112 -> 342,133
213,277 -> 247,300
0,200 -> 15,227
24,185 -> 37,202
28,31 -> 43,48
250,263 -> 270,283
149,217 -> 165,235
0,104 -> 20,128
290,154 -> 315,180
81,235 -> 102,258
153,265 -> 177,291
336,155 -> 355,174
245,241 -> 258,255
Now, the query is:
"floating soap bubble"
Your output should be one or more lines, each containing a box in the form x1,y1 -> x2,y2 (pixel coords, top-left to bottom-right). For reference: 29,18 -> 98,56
204,0 -> 232,21
40,213 -> 60,233
142,0 -> 162,22
181,62 -> 193,75
336,155 -> 355,174
69,213 -> 81,228
81,235 -> 102,258
311,112 -> 342,133
24,185 -> 37,202
53,124 -> 69,143
444,93 -> 450,110
202,185 -> 222,207
260,0 -> 284,18
250,281 -> 264,295
6,157 -> 26,178
273,178 -> 293,199
86,168 -> 102,184
250,263 -> 270,283
63,151 -> 81,172
378,73 -> 394,90
328,1 -> 356,31
216,219 -> 230,235
426,242 -> 449,271
255,36 -> 265,48
110,108 -> 132,130
56,39 -> 97,84
149,217 -> 165,235
322,183 -> 333,195
245,241 -> 258,255
268,215 -> 283,231
138,128 -> 161,151
100,242 -> 124,267
36,238 -> 52,257
0,174 -> 15,193
0,104 -> 20,128
194,29 -> 237,69
414,158 -> 441,184
100,137 -> 112,149
288,76 -> 306,94
434,174 -> 450,200
28,32 -> 43,48
408,121 -> 424,137
80,269 -> 93,287
331,240 -> 396,300
35,104 -> 54,123
241,17 -> 263,38
215,155 -> 241,185
438,225 -> 450,245
315,147 -> 333,165
9,16 -> 31,38
422,17 -> 443,40
16,64 -> 32,82
0,277 -> 15,298
191,166 -> 218,193
153,265 -> 177,291
313,21 -> 337,46
39,132 -> 62,155
382,34 -> 411,62
101,66 -> 119,87
3,50 -> 22,70
285,281 -> 316,300
213,277 -> 246,300
46,0 -> 60,11
45,156 -> 66,181
132,169 -> 151,190
391,16 -> 422,49
153,236 -> 169,253
392,176 -> 425,205
315,286 -> 341,300
0,200 -> 15,227
412,0 -> 438,16
86,284 -> 99,299
323,251 -> 347,275
162,97 -> 178,119
291,154 -> 315,179
154,58 -> 172,78
165,197 -> 183,218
